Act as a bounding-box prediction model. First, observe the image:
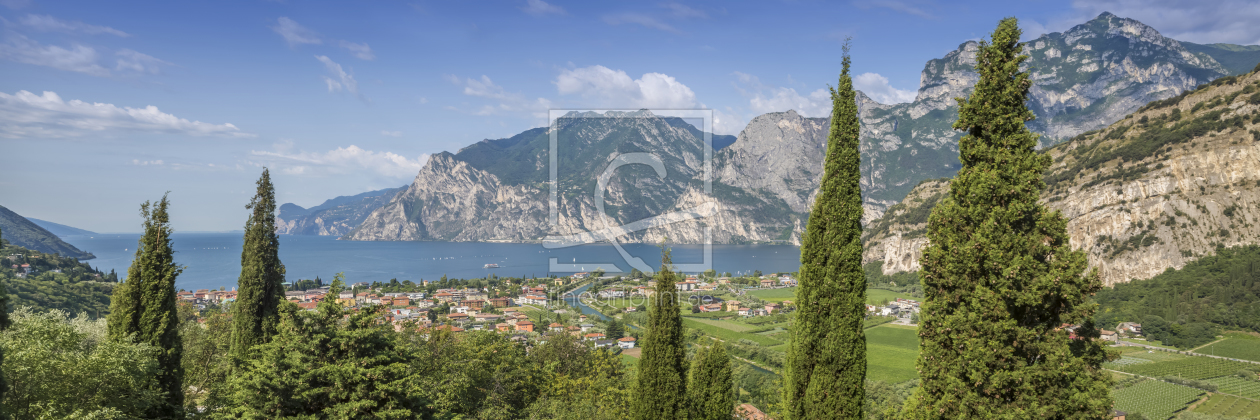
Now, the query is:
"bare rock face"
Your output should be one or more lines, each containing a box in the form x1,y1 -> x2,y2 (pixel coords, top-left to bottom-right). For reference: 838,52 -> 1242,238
861,69 -> 1260,285
275,188 -> 401,236
340,13 -> 1239,250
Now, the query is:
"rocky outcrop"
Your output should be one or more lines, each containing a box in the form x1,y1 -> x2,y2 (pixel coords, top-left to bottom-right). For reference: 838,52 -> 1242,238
861,69 -> 1260,285
275,188 -> 401,236
342,13 -> 1242,251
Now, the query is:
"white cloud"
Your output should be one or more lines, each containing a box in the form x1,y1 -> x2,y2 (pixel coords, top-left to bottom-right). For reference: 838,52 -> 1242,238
712,108 -> 745,136
315,55 -> 363,100
19,14 -> 130,37
451,75 -> 552,117
381,130 -> 402,137
0,90 -> 254,139
555,65 -> 697,109
853,72 -> 917,104
131,159 -> 164,166
250,145 -> 429,179
338,40 -> 375,60
602,13 -> 681,34
663,3 -> 707,19
115,49 -> 171,74
1068,0 -> 1260,45
734,72 -> 831,117
0,33 -> 109,76
272,17 -> 321,47
522,0 -> 566,17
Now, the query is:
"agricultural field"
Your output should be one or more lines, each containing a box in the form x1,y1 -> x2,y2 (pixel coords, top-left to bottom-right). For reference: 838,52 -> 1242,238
865,288 -> 915,305
865,324 -> 920,383
1111,380 -> 1203,420
1206,376 -> 1260,400
1117,356 -> 1255,380
683,318 -> 782,346
1198,335 -> 1260,362
1193,393 -> 1260,418
685,317 -> 758,332
745,287 -> 796,303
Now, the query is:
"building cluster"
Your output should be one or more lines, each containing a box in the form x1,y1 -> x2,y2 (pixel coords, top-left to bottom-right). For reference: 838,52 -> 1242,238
866,298 -> 921,318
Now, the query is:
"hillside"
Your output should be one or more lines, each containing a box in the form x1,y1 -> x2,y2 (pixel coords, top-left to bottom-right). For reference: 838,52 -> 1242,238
0,205 -> 95,260
0,237 -> 117,316
276,187 -> 404,236
29,218 -> 96,237
863,64 -> 1260,286
1095,244 -> 1260,348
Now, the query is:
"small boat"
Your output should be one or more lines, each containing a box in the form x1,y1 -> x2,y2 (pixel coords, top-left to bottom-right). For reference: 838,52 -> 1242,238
484,263 -> 500,268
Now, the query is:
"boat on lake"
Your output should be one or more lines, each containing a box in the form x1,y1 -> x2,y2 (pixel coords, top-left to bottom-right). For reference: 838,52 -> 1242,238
484,263 -> 500,268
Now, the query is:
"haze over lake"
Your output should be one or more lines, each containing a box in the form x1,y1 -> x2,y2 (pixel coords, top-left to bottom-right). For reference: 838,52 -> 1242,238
62,233 -> 803,291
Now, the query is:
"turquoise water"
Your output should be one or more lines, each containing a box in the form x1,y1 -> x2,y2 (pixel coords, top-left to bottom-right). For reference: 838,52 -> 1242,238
61,233 -> 802,292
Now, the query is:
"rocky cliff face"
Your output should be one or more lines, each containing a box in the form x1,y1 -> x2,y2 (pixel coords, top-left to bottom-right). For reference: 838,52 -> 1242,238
275,187 -> 402,236
862,68 -> 1260,285
342,13 -> 1246,248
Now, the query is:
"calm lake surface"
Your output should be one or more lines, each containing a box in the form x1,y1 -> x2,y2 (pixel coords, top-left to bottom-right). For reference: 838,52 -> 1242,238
62,233 -> 803,291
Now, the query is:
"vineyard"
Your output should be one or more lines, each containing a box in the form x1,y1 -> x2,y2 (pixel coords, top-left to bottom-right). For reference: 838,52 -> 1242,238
1199,336 -> 1260,363
1206,376 -> 1260,399
1193,393 -> 1260,418
1112,379 -> 1204,420
1113,356 -> 1256,380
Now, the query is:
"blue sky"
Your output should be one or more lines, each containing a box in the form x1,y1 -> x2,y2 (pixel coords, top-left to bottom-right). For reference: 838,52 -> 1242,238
2,0 -> 1257,232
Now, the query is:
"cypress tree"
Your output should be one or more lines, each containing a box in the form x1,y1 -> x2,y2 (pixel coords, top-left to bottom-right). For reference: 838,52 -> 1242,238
782,39 -> 867,419
231,169 -> 287,359
105,194 -> 185,418
688,343 -> 735,420
909,18 -> 1112,419
633,246 -> 688,419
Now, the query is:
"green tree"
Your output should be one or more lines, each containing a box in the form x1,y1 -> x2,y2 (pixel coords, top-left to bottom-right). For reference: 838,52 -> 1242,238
633,246 -> 688,419
1,308 -> 164,419
231,169 -> 286,359
226,275 -> 426,418
782,39 -> 866,419
105,194 -> 185,418
606,319 -> 625,340
688,343 -> 735,420
0,232 -> 8,416
909,18 -> 1112,419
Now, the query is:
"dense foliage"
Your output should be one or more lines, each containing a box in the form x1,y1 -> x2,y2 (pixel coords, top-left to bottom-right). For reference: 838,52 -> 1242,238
1095,245 -> 1260,348
912,18 -> 1113,419
105,195 -> 185,418
1,229 -> 117,317
231,169 -> 286,359
0,308 -> 164,419
687,343 -> 735,420
783,40 -> 867,420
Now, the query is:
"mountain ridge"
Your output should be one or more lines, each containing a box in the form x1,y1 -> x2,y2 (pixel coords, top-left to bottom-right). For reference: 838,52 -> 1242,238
0,205 -> 95,260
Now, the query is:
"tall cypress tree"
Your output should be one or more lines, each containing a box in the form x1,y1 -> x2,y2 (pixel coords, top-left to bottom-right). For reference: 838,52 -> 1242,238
633,246 -> 688,419
688,343 -> 735,420
231,169 -> 286,359
782,39 -> 867,419
909,18 -> 1112,419
105,194 -> 185,418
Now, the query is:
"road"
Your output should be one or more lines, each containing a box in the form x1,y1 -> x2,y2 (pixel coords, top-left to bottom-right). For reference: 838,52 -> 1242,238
1116,340 -> 1260,366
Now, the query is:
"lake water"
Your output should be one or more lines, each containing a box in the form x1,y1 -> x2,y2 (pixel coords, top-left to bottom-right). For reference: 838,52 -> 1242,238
62,233 -> 803,292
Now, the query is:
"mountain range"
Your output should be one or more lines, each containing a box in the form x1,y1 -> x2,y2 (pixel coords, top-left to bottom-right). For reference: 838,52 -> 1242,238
0,205 -> 95,260
277,12 -> 1260,256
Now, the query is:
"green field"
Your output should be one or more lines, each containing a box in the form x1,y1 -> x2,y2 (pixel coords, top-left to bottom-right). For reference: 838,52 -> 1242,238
1193,393 -> 1260,418
1116,356 -> 1255,380
685,317 -> 758,332
1112,380 -> 1204,420
1206,376 -> 1260,400
865,325 -> 920,383
683,318 -> 782,346
1199,335 -> 1260,362
865,289 -> 914,305
745,287 -> 796,303
621,354 -> 639,369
